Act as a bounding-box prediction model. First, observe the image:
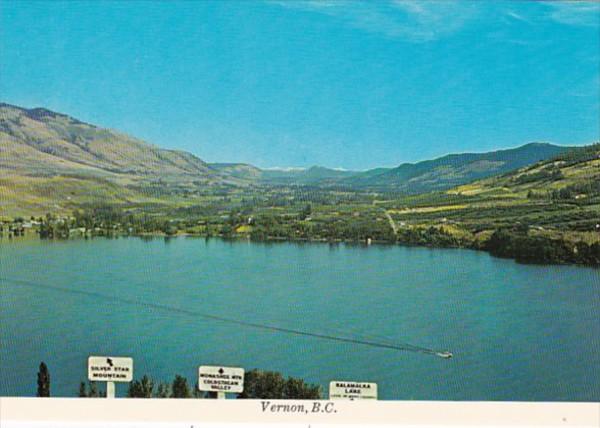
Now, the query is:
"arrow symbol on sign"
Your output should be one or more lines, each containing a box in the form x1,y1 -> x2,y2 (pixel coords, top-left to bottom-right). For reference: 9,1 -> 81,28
218,368 -> 224,374
107,358 -> 113,367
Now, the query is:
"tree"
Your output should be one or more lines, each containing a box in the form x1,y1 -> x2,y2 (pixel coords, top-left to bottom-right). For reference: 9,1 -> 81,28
299,204 -> 312,220
78,381 -> 104,398
37,362 -> 50,397
238,369 -> 322,399
88,382 -> 100,397
155,382 -> 171,398
171,375 -> 191,398
283,377 -> 321,399
193,382 -> 205,398
161,221 -> 178,236
220,224 -> 233,238
127,375 -> 154,398
238,369 -> 284,399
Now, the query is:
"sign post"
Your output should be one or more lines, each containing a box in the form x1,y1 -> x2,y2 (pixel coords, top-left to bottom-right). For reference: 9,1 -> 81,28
329,380 -> 378,401
198,366 -> 244,399
106,381 -> 115,399
88,356 -> 133,398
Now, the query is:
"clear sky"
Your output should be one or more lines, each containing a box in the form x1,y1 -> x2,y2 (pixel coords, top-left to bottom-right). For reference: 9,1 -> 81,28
1,1 -> 598,170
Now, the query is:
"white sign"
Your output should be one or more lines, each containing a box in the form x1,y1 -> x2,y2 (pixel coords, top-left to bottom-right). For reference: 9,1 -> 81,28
88,356 -> 133,383
198,366 -> 245,393
329,380 -> 378,400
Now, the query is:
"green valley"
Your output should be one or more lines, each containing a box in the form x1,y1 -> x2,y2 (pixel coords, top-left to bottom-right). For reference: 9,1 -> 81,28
1,103 -> 598,266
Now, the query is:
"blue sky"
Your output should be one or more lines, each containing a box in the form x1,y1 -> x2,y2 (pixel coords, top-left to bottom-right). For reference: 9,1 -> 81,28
1,1 -> 598,170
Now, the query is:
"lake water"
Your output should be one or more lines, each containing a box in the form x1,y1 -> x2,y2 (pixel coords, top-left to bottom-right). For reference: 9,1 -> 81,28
1,237 -> 599,400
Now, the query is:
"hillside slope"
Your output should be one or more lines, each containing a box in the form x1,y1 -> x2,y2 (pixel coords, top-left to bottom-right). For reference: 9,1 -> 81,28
0,103 -> 239,215
256,143 -> 572,192
0,103 -> 221,180
209,163 -> 263,181
382,144 -> 600,264
343,142 -> 572,193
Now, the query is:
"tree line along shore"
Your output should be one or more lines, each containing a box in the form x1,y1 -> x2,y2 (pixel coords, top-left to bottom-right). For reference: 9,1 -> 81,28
2,197 -> 599,267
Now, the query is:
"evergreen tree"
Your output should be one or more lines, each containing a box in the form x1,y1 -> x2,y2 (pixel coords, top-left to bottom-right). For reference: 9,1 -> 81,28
193,382 -> 205,398
88,381 -> 101,397
77,381 -> 103,397
155,382 -> 171,398
127,375 -> 154,398
171,375 -> 191,398
37,362 -> 50,397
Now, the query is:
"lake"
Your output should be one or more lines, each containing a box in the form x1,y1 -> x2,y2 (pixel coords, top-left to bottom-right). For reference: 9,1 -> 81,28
1,237 -> 599,400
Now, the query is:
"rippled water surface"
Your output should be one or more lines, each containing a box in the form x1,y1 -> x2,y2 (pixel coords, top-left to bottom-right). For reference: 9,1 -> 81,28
1,237 -> 599,400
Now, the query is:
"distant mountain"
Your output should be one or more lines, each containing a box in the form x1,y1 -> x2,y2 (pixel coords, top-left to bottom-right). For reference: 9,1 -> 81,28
208,164 -> 358,185
450,142 -> 600,198
260,166 -> 357,185
341,143 -> 572,193
253,144 -> 572,191
0,102 -> 224,183
209,163 -> 263,181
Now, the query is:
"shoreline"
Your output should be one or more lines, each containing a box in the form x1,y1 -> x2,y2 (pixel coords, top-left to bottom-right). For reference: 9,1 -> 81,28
2,230 -> 598,268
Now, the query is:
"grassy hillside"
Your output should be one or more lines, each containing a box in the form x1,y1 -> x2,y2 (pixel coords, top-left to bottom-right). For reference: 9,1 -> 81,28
378,144 -> 600,264
0,103 -> 242,216
0,103 -> 219,178
384,143 -> 600,231
342,142 -> 572,193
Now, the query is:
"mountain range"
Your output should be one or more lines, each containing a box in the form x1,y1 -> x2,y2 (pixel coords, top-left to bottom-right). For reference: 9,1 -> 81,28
0,102 -> 579,215
209,143 -> 570,190
340,142 -> 570,193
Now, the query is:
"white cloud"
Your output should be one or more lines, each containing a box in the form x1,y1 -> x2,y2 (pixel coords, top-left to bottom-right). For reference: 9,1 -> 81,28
545,2 -> 600,27
505,10 -> 531,24
270,1 -> 599,42
264,166 -> 306,171
270,0 -> 477,42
